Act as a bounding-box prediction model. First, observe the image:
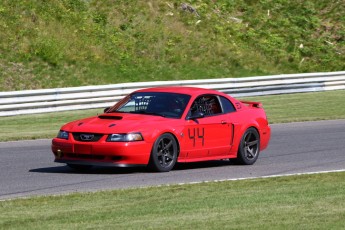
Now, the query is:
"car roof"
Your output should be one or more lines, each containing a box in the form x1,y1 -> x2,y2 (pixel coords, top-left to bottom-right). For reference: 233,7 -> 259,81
136,86 -> 224,96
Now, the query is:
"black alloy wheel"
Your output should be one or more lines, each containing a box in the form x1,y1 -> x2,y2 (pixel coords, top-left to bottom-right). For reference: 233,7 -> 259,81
236,127 -> 260,165
149,133 -> 178,172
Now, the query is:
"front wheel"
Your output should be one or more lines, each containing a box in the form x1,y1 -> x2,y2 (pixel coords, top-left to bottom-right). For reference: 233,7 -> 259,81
235,128 -> 260,165
148,133 -> 178,172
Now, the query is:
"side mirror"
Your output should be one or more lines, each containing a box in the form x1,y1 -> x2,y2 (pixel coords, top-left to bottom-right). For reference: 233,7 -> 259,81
187,111 -> 205,120
104,107 -> 110,113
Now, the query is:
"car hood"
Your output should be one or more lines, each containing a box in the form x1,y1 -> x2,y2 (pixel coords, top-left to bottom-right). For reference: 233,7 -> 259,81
61,113 -> 174,134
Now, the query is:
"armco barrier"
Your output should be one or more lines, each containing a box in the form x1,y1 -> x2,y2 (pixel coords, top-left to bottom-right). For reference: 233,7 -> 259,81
0,71 -> 344,117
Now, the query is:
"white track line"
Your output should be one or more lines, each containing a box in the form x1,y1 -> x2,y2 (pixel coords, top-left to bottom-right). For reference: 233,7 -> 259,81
174,169 -> 345,186
2,169 -> 345,201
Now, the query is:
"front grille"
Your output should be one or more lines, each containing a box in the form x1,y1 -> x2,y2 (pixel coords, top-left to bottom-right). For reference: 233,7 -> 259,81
72,133 -> 103,142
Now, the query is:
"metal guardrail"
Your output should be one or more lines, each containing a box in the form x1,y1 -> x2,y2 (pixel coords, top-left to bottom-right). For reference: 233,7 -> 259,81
1,71 -> 344,117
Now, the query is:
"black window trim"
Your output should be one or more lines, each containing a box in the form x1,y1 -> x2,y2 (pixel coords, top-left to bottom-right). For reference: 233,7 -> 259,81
218,95 -> 236,114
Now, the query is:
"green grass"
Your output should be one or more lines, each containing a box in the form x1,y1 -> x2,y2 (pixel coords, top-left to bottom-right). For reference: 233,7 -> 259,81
0,109 -> 100,141
241,90 -> 345,123
0,0 -> 344,91
0,90 -> 344,142
1,172 -> 344,229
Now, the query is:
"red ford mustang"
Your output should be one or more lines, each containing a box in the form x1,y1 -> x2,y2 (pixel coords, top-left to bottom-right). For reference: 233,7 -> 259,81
52,87 -> 271,172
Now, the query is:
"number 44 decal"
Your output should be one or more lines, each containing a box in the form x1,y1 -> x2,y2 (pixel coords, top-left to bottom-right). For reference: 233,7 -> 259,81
188,128 -> 205,147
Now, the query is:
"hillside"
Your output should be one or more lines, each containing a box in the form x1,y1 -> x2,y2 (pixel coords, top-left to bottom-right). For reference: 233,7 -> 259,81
0,0 -> 344,91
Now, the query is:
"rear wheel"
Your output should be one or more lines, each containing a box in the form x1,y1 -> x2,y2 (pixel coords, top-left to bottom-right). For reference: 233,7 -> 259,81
236,128 -> 260,165
148,133 -> 178,172
67,163 -> 93,171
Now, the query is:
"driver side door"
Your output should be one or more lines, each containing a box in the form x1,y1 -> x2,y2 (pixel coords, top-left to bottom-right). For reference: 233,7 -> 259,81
182,95 -> 234,160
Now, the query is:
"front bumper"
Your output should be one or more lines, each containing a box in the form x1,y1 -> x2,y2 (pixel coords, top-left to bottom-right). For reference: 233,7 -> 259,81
51,138 -> 152,166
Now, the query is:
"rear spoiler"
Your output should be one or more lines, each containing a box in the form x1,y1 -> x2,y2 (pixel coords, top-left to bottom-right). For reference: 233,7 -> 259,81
239,100 -> 263,108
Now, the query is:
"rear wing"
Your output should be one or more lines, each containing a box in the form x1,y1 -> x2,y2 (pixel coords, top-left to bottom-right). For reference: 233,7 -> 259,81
239,100 -> 263,108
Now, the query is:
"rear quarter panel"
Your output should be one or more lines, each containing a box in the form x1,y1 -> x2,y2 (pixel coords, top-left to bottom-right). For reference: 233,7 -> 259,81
228,103 -> 270,154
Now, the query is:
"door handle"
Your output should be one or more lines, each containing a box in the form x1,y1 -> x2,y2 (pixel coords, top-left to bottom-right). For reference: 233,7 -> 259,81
221,120 -> 227,124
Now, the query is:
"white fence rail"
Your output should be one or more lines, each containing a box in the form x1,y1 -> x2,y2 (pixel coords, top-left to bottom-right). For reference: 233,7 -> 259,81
1,71 -> 344,117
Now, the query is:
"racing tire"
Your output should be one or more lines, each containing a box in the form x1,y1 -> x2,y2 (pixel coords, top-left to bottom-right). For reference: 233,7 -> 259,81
148,133 -> 178,172
235,127 -> 260,165
67,163 -> 93,171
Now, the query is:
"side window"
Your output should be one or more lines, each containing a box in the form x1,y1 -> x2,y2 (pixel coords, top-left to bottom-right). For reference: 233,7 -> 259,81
190,95 -> 222,116
220,96 -> 236,113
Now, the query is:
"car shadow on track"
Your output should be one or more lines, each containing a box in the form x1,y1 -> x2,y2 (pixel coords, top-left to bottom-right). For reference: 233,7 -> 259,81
29,160 -> 238,175
174,159 -> 237,171
29,165 -> 147,174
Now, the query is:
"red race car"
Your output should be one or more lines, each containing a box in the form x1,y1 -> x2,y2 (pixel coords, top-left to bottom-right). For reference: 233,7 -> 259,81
52,87 -> 270,172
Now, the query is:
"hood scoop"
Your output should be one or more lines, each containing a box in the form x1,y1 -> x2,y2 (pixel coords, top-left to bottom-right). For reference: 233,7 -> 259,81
98,115 -> 123,120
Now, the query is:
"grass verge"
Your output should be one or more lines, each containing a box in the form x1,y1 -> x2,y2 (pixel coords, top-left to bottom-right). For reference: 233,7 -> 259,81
241,89 -> 345,123
1,172 -> 345,229
1,90 -> 344,142
1,0 -> 345,91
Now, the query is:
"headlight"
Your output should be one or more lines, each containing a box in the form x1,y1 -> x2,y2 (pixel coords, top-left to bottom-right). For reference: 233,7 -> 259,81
57,130 -> 69,140
106,133 -> 143,142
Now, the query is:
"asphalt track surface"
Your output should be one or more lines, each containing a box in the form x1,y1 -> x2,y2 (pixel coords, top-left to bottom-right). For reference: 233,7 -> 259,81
1,119 -> 344,200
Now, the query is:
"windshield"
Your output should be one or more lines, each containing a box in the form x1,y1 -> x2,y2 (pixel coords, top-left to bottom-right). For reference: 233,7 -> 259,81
108,92 -> 191,119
